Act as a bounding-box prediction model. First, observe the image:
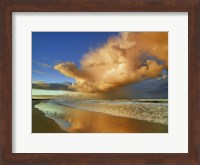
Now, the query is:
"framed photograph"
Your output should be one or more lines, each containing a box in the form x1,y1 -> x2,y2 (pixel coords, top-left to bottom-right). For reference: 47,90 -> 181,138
32,31 -> 168,134
1,0 -> 199,164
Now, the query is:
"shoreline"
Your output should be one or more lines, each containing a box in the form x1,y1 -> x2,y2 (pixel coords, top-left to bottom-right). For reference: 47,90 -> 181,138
36,99 -> 168,126
33,99 -> 168,133
32,100 -> 67,133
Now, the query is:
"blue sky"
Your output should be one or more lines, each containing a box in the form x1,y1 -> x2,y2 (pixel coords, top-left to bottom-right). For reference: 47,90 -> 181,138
32,32 -> 119,83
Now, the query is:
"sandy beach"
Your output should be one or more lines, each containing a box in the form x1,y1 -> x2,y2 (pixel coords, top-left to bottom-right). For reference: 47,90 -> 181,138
32,100 -> 168,133
32,100 -> 66,133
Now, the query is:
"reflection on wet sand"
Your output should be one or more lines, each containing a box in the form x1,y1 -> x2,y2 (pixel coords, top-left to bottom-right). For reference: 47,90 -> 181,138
32,100 -> 66,133
69,106 -> 167,133
34,100 -> 168,133
62,106 -> 168,133
33,101 -> 168,133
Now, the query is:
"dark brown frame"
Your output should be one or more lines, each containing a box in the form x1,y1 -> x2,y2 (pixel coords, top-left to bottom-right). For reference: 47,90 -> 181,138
0,0 -> 200,165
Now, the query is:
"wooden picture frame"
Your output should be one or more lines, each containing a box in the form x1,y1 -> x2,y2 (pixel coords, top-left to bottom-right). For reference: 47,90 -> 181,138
0,0 -> 199,164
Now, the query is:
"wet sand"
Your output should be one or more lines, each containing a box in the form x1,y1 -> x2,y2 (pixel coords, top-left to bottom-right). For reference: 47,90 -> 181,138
61,106 -> 168,133
32,100 -> 66,133
33,100 -> 168,133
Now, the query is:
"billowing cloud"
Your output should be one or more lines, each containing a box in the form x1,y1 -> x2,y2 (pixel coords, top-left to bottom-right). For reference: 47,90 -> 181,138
54,32 -> 168,93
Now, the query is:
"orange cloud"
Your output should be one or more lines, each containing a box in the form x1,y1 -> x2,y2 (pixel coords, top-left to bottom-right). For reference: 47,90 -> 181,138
54,32 -> 168,93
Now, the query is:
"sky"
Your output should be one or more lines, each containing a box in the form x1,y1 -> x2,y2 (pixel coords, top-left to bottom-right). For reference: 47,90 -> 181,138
32,32 -> 119,83
32,32 -> 168,99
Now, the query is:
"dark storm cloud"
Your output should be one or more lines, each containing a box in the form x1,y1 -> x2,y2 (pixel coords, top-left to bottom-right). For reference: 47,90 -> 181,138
127,76 -> 168,99
93,75 -> 168,100
32,81 -> 74,91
